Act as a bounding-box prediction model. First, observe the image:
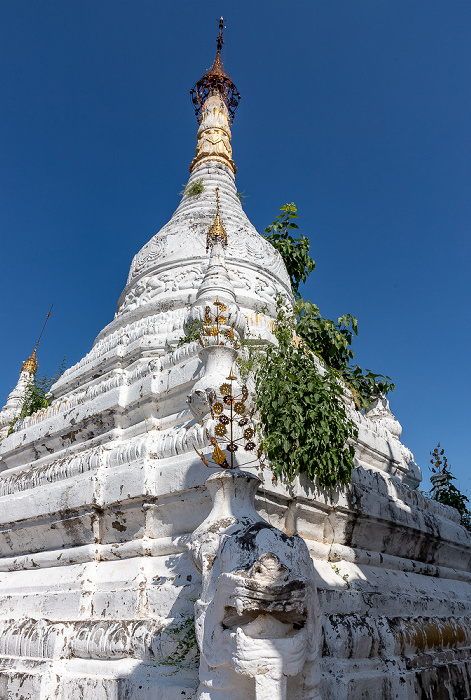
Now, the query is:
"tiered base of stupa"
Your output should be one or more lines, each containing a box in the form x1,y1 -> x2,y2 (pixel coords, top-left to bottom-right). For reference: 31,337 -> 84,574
0,320 -> 470,698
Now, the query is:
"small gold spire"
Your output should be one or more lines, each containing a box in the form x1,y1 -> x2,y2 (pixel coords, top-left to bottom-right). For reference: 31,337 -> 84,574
21,347 -> 38,374
226,368 -> 237,381
206,187 -> 227,250
209,18 -> 226,77
190,17 -> 241,125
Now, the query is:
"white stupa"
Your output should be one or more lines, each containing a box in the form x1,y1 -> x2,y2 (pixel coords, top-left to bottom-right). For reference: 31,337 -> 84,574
0,19 -> 469,700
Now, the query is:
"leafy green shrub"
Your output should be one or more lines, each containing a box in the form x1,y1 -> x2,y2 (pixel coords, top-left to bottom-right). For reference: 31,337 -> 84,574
264,203 -> 315,298
9,357 -> 66,432
295,299 -> 356,370
265,204 -> 394,408
430,444 -> 471,531
255,302 -> 357,488
178,202 -> 395,489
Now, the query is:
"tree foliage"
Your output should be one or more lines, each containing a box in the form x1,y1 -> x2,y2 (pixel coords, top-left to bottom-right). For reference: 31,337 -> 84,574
264,203 -> 315,298
254,301 -> 357,488
295,299 -> 356,369
9,357 -> 67,433
179,202 -> 397,489
430,444 -> 471,531
265,203 -> 394,409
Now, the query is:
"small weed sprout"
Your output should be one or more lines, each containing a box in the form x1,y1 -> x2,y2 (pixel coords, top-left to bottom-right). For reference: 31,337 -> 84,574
157,614 -> 199,674
331,564 -> 351,590
180,179 -> 204,197
331,563 -> 374,615
430,443 -> 471,531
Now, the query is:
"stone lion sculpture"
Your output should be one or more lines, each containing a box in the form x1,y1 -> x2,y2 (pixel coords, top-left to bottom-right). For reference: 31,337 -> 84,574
187,470 -> 321,700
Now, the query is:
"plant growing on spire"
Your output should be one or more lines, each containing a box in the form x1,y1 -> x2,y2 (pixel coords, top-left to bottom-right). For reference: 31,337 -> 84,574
180,179 -> 205,197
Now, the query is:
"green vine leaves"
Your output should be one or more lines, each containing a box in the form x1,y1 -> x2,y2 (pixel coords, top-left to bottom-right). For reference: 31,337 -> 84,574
264,204 -> 394,409
178,202 -> 396,489
253,300 -> 357,488
157,614 -> 199,673
263,203 -> 315,298
430,443 -> 471,531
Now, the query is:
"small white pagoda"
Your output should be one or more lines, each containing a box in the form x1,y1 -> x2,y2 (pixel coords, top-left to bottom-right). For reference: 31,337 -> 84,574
0,19 -> 470,700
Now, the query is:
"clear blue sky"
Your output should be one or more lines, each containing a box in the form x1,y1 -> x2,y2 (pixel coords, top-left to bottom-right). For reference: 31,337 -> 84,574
1,1 -> 470,493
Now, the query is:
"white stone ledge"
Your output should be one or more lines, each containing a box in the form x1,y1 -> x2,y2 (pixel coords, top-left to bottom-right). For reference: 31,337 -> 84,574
327,542 -> 471,583
0,535 -> 187,572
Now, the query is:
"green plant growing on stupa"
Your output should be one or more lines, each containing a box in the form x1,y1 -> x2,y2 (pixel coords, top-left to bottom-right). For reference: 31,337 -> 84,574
264,203 -> 315,298
178,319 -> 205,347
179,202 -> 395,489
430,443 -> 471,531
253,297 -> 357,488
180,179 -> 204,197
8,357 -> 67,433
263,203 -> 394,409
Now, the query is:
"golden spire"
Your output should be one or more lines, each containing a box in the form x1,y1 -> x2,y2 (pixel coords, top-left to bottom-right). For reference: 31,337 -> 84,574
21,304 -> 53,375
208,17 -> 226,77
189,18 -> 238,174
21,347 -> 38,374
190,17 -> 241,125
206,188 -> 227,250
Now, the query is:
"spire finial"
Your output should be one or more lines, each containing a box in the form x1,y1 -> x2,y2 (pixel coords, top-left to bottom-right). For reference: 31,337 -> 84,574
216,16 -> 224,55
190,18 -> 241,125
21,303 -> 53,374
206,188 -> 227,251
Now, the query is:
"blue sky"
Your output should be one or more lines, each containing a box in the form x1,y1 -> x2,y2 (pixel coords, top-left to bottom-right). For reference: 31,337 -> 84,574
1,1 -> 470,494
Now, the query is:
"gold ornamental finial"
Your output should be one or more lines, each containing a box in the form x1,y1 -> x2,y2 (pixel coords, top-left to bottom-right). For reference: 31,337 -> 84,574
21,304 -> 53,375
21,347 -> 38,375
206,188 -> 227,251
190,17 -> 241,125
189,18 -> 238,174
210,17 -> 225,75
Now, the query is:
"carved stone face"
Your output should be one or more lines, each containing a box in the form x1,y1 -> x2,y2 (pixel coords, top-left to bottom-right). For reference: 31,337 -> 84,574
187,469 -> 321,699
199,524 -> 317,683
